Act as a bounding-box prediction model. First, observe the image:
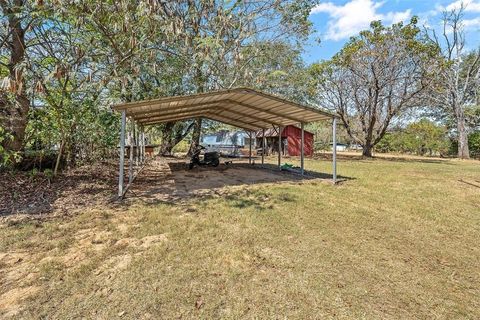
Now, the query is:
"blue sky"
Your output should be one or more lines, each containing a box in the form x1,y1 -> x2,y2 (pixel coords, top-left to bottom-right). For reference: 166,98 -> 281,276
304,0 -> 480,63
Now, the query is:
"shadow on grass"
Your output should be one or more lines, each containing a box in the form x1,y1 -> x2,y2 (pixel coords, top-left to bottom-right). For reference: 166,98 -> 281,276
459,179 -> 480,189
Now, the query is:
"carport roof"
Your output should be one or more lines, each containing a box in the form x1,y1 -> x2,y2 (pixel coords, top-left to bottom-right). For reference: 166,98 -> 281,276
112,87 -> 334,131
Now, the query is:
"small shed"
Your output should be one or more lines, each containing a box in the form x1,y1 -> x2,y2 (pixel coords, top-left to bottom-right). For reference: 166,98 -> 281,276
256,125 -> 314,156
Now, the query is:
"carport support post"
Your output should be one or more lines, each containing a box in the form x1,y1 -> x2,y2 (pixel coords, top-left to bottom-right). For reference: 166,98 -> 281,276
248,131 -> 252,165
139,126 -> 143,164
261,128 -> 265,165
278,126 -> 282,170
140,126 -> 143,163
332,117 -> 337,183
134,123 -> 138,166
118,110 -> 126,198
128,119 -> 134,184
137,124 -> 141,165
141,127 -> 145,164
136,124 -> 140,166
301,122 -> 304,176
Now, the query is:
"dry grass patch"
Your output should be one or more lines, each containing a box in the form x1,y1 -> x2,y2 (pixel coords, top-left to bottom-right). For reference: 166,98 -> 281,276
0,155 -> 479,318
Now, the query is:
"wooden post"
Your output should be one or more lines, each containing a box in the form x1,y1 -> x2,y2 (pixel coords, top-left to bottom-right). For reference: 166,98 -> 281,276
301,122 -> 304,176
118,110 -> 126,198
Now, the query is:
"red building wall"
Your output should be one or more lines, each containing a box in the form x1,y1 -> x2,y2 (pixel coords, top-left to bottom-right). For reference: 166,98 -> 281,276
282,125 -> 314,156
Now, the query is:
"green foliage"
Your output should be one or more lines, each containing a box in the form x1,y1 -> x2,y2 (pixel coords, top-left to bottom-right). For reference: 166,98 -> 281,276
376,119 -> 450,156
0,126 -> 22,168
375,133 -> 396,153
468,131 -> 480,157
43,168 -> 54,183
172,140 -> 190,154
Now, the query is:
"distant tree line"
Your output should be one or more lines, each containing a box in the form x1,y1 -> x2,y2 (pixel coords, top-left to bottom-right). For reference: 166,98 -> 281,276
376,119 -> 451,156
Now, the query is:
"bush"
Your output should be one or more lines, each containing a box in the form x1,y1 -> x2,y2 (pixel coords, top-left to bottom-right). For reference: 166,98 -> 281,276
377,119 -> 450,156
0,127 -> 21,169
468,131 -> 480,158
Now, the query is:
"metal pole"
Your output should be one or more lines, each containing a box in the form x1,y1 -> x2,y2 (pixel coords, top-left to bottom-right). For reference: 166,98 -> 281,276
134,123 -> 139,166
143,127 -> 146,162
128,119 -> 134,184
332,117 -> 337,183
261,128 -> 265,165
138,126 -> 141,164
278,126 -> 282,170
248,131 -> 252,164
139,125 -> 143,164
301,122 -> 304,176
141,127 -> 145,164
118,110 -> 126,198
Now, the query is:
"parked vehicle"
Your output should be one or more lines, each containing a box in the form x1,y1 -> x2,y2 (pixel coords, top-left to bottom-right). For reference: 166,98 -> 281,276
189,145 -> 220,169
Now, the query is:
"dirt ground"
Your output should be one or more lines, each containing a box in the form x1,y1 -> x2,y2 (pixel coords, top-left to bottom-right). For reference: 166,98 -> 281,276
126,157 -> 330,204
0,161 -> 119,220
0,156 -> 330,221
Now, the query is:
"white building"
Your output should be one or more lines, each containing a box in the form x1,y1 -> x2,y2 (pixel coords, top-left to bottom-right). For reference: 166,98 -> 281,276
202,130 -> 255,157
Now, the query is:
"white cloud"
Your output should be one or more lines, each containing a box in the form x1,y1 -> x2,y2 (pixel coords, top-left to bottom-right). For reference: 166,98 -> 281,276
310,0 -> 412,41
444,0 -> 480,12
464,17 -> 480,28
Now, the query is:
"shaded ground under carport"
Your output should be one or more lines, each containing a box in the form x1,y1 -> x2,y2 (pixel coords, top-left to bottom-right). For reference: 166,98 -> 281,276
126,157 -> 333,204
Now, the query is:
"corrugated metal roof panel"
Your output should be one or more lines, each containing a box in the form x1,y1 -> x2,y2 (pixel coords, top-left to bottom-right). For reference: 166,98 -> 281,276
112,87 -> 334,128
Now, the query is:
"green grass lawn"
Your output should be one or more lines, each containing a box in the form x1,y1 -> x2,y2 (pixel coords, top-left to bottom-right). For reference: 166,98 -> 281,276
1,155 -> 479,319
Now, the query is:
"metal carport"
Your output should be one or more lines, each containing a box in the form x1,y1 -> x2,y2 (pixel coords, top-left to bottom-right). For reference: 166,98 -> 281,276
112,87 -> 338,198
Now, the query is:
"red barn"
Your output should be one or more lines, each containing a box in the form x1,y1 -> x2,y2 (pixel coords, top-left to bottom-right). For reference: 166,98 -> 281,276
256,125 -> 314,156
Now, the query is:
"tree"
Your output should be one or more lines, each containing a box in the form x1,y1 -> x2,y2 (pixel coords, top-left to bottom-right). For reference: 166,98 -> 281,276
29,12 -> 96,174
311,18 -> 441,157
426,5 -> 480,159
0,1 -> 40,153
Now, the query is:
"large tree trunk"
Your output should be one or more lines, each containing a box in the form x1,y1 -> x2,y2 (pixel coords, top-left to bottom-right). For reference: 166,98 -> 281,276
159,121 -> 195,156
187,118 -> 202,157
158,122 -> 176,156
362,143 -> 373,157
0,1 -> 30,154
455,106 -> 470,159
